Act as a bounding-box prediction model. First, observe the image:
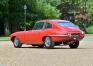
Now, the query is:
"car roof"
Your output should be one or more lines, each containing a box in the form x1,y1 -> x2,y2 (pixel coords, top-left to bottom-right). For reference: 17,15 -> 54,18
37,19 -> 70,24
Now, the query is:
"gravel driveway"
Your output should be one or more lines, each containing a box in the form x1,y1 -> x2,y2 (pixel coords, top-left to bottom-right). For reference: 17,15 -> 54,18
0,34 -> 93,66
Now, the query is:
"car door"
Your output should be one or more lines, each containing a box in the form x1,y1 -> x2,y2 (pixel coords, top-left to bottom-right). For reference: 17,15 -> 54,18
40,22 -> 53,37
26,22 -> 45,44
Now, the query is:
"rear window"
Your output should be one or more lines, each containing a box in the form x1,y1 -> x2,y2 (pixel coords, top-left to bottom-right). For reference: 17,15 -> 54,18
58,22 -> 77,27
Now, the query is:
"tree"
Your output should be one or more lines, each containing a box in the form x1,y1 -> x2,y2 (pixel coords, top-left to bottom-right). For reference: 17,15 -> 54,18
0,0 -> 10,35
25,0 -> 60,29
57,0 -> 93,33
0,0 -> 93,35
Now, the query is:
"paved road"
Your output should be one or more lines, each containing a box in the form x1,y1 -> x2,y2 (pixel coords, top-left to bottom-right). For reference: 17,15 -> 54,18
0,35 -> 93,66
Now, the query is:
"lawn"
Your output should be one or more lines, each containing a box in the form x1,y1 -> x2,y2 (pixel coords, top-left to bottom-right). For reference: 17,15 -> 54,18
0,37 -> 9,41
87,26 -> 93,34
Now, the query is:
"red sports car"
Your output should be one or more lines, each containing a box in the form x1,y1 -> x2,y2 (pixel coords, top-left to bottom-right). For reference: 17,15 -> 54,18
10,20 -> 84,49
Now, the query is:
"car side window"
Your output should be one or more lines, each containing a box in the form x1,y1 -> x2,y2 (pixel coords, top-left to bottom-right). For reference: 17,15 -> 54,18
33,22 -> 44,30
45,22 -> 52,29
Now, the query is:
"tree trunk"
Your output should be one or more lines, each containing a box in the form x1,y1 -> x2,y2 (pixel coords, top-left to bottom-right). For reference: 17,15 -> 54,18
4,22 -> 10,36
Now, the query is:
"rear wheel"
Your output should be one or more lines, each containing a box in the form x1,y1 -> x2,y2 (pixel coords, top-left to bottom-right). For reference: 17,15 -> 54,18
13,37 -> 22,48
69,41 -> 79,48
44,37 -> 55,49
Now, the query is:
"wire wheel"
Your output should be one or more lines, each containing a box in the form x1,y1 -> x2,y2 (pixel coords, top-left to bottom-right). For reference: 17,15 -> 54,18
44,37 -> 55,49
13,37 -> 22,48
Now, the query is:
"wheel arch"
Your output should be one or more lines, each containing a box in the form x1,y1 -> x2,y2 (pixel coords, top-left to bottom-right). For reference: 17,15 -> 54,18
11,36 -> 16,42
42,36 -> 47,42
42,36 -> 53,42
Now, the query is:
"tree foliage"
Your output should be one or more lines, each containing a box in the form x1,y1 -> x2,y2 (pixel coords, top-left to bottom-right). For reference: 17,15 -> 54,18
0,0 -> 61,33
0,0 -> 93,34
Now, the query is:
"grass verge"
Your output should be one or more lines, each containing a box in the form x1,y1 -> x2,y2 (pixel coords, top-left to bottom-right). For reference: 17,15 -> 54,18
87,26 -> 93,34
0,37 -> 9,41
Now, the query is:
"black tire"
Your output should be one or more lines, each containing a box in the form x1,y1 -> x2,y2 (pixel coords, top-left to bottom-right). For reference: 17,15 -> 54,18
69,41 -> 79,48
38,45 -> 44,48
44,37 -> 55,49
13,37 -> 22,48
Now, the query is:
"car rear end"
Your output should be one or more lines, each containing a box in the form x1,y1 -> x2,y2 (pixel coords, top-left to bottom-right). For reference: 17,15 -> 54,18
49,32 -> 84,42
48,20 -> 85,46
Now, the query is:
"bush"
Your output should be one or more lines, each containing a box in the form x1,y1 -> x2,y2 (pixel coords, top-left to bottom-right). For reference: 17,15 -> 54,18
87,26 -> 93,34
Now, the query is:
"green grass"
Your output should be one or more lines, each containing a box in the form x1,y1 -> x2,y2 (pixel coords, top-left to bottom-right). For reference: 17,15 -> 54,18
0,37 -> 9,41
87,26 -> 93,34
